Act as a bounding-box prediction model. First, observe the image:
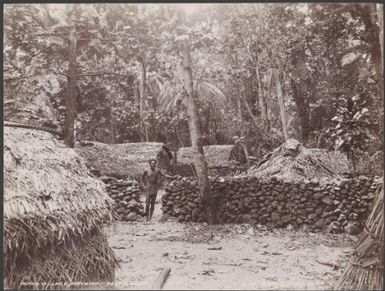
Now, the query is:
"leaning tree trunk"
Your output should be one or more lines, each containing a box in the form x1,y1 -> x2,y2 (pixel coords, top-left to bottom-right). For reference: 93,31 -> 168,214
255,57 -> 269,126
109,111 -> 116,144
181,43 -> 216,224
274,68 -> 288,140
241,92 -> 263,139
237,86 -> 249,160
64,27 -> 77,148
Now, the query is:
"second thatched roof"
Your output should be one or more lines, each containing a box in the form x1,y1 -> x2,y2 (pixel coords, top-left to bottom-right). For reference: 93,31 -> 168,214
248,138 -> 351,181
177,145 -> 233,168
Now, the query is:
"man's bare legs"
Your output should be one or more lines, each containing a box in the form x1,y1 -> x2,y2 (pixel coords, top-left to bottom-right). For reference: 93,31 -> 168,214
145,193 -> 157,222
145,194 -> 150,222
149,194 -> 157,219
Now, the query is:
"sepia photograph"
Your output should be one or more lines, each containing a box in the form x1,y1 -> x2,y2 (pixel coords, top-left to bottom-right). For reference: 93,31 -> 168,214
3,2 -> 384,290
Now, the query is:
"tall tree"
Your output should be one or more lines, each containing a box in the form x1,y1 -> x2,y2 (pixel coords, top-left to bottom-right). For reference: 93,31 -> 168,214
181,43 -> 216,224
274,68 -> 289,140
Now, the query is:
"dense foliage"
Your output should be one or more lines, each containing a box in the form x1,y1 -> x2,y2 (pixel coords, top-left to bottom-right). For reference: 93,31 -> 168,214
4,3 -> 383,175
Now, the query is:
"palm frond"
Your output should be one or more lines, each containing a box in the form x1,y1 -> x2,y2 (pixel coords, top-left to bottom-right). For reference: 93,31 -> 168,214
157,80 -> 183,113
157,77 -> 228,117
146,71 -> 164,98
197,80 -> 227,112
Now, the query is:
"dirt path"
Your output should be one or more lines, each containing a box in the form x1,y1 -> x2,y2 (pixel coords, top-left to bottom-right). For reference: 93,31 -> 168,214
104,190 -> 356,290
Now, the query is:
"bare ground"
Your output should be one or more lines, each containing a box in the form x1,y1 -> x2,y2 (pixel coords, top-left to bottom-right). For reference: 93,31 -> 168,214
104,190 -> 357,290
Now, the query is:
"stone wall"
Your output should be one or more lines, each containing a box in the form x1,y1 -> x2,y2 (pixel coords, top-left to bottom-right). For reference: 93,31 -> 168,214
100,176 -> 144,221
162,175 -> 381,234
173,164 -> 232,177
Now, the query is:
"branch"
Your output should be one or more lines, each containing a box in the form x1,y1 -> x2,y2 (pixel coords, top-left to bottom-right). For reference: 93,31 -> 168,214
5,70 -> 68,81
76,71 -> 132,78
241,92 -> 263,139
29,44 -> 55,60
4,75 -> 33,81
305,40 -> 327,75
33,33 -> 70,43
53,71 -> 68,77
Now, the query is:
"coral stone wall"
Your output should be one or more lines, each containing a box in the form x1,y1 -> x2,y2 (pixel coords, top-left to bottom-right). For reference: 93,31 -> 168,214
100,176 -> 144,221
161,175 -> 381,234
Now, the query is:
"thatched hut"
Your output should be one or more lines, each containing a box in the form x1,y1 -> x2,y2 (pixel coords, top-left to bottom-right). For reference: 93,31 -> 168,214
176,145 -> 233,176
75,141 -> 163,180
337,183 -> 383,290
76,142 -> 234,179
4,127 -> 118,289
248,138 -> 351,181
177,145 -> 233,168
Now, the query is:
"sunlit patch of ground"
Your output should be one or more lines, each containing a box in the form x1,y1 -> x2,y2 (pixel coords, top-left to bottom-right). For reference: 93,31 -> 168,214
104,190 -> 356,290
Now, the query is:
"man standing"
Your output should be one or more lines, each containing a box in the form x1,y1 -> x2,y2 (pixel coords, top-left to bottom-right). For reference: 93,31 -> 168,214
157,145 -> 174,174
141,159 -> 174,222
229,136 -> 248,174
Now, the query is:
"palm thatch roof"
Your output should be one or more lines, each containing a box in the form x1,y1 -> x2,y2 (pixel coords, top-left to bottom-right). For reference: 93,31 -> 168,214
247,138 -> 351,181
4,127 -> 118,289
337,183 -> 383,290
177,145 -> 233,168
75,141 -> 163,179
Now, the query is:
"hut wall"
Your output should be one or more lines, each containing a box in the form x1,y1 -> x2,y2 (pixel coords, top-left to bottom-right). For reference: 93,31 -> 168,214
161,175 -> 381,233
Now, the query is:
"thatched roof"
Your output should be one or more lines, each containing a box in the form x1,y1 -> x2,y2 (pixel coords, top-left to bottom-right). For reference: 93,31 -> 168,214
75,142 -> 163,179
177,145 -> 233,168
75,141 -> 163,179
76,142 -> 233,179
4,127 -> 113,222
248,138 -> 351,181
4,127 -> 117,288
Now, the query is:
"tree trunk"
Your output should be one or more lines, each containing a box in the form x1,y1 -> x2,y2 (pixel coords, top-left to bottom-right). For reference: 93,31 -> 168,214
274,68 -> 288,140
133,80 -> 140,104
109,111 -> 116,144
242,92 -> 263,139
139,59 -> 148,142
238,89 -> 249,160
354,4 -> 384,141
377,4 -> 384,68
64,28 -> 77,148
266,69 -> 275,129
360,4 -> 383,97
377,4 -> 384,150
255,58 -> 269,125
290,78 -> 310,144
350,150 -> 357,176
181,43 -> 216,224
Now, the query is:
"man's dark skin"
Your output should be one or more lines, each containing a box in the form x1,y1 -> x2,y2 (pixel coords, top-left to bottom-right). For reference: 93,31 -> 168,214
229,137 -> 247,173
157,145 -> 174,174
141,159 -> 174,222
